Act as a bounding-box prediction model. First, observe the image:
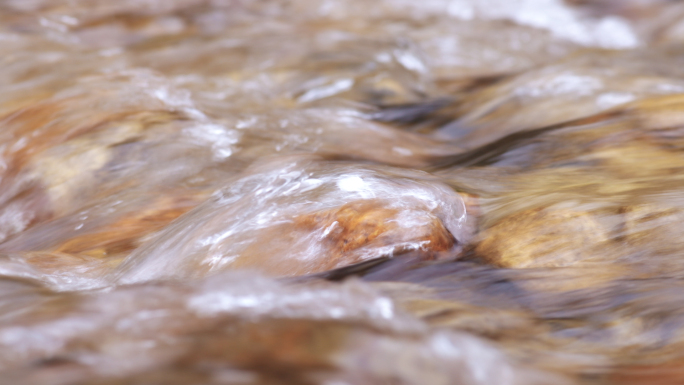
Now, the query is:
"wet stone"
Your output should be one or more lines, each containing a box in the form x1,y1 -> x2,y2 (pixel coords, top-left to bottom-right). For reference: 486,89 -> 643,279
4,0 -> 684,384
474,206 -> 612,268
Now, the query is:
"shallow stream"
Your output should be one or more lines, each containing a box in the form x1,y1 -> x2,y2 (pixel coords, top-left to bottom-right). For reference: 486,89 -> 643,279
3,1 -> 684,384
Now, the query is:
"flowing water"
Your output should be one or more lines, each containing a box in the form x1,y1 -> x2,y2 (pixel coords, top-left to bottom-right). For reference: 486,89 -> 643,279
3,0 -> 684,383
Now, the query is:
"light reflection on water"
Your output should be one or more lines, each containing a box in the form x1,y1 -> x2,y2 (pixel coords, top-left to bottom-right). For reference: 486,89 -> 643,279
2,0 -> 684,383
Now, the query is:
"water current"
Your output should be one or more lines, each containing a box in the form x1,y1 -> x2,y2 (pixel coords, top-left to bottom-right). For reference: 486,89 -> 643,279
2,0 -> 684,384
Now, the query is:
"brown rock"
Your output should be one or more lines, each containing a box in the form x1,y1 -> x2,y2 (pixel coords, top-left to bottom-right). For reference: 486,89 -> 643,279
294,200 -> 455,256
53,194 -> 201,260
609,359 -> 684,385
232,199 -> 457,277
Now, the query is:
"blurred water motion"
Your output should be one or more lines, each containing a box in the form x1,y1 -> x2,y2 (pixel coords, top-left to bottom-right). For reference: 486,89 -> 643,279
5,0 -> 684,383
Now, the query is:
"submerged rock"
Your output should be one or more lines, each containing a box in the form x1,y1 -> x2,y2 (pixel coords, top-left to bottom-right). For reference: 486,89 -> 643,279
474,206 -> 612,268
4,0 -> 684,383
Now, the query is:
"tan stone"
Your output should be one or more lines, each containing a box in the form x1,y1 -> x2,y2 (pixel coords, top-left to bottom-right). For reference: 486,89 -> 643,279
622,204 -> 684,256
474,206 -> 610,268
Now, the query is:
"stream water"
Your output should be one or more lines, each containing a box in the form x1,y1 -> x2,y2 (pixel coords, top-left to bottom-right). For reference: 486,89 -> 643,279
2,0 -> 684,384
